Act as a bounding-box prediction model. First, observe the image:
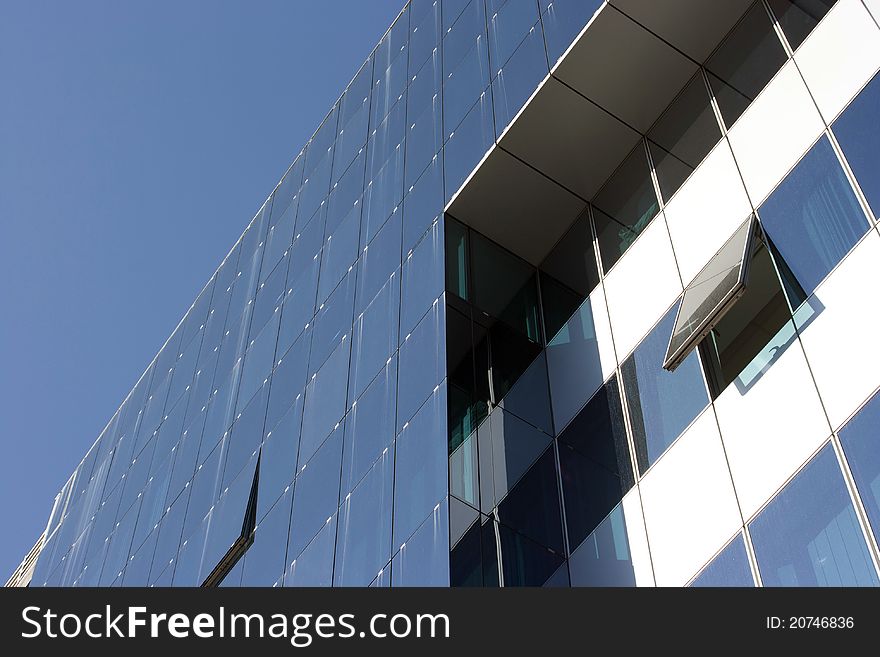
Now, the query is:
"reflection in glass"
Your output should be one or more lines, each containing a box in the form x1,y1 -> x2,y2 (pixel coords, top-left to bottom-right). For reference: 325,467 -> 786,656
568,503 -> 635,586
750,444 -> 878,586
839,390 -> 880,540
833,71 -> 880,221
690,534 -> 755,587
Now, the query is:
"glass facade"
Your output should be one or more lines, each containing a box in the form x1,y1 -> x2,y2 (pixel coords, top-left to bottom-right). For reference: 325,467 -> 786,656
25,0 -> 880,589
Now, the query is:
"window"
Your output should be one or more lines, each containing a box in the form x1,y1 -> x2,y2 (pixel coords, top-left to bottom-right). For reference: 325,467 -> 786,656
839,390 -> 880,540
665,217 -> 758,372
758,136 -> 869,302
690,534 -> 755,587
767,0 -> 836,50
623,304 -> 710,473
833,71 -> 880,221
749,444 -> 878,586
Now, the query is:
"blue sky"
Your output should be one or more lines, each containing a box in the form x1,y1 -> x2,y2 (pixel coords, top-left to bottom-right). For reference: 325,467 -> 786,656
0,0 -> 403,581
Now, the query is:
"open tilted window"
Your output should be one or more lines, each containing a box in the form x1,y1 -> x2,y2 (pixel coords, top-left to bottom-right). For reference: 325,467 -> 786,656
663,216 -> 758,372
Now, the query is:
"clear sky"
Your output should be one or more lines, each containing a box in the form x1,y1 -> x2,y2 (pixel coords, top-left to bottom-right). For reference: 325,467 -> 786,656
0,0 -> 404,581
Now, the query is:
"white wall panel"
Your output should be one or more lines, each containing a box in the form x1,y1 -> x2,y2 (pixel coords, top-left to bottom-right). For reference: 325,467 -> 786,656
714,339 -> 830,519
727,61 -> 825,206
664,140 -> 753,285
604,216 -> 682,360
622,487 -> 655,587
639,408 -> 742,587
795,0 -> 880,123
799,231 -> 880,429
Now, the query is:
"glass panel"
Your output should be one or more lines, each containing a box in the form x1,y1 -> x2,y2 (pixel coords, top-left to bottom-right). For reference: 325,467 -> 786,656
149,490 -> 188,584
257,394 -> 302,520
622,303 -> 710,473
240,489 -> 291,586
297,153 -> 333,230
397,298 -> 446,430
758,136 -> 868,300
706,2 -> 788,127
539,211 -> 599,301
497,445 -> 564,553
342,357 -> 397,496
317,203 -> 361,305
545,296 -> 606,433
592,144 -> 659,271
839,390 -> 880,539
334,446 -> 395,586
266,329 -> 311,432
252,254 -> 289,336
499,522 -> 564,586
391,502 -> 450,586
665,217 -> 756,371
767,0 -> 836,50
749,444 -> 879,586
406,57 -> 444,188
222,384 -> 268,489
299,339 -> 351,465
277,262 -> 318,357
833,71 -> 880,220
497,351 -> 553,437
492,22 -> 547,136
444,90 -> 494,203
486,407 -> 553,510
356,210 -> 402,313
349,274 -> 400,402
263,201 -> 296,279
443,0 -> 487,76
394,384 -> 448,547
180,278 -> 214,351
304,106 -> 339,176
309,269 -> 355,373
691,534 -> 755,586
409,0 -> 441,75
168,331 -> 201,407
444,41 -> 491,136
167,414 -> 204,504
402,216 -> 444,336
403,155 -> 444,253
568,502 -> 636,586
182,442 -> 224,540
649,72 -> 722,203
236,314 -> 279,412
326,150 -> 365,238
361,146 -> 405,252
288,204 -> 326,284
445,216 -> 470,301
285,514 -> 337,587
153,392 -> 188,464
488,0 -> 540,70
366,95 -> 407,186
370,50 -> 409,132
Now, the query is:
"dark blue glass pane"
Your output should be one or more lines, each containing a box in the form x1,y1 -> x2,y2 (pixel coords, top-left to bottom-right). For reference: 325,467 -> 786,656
750,444 -> 879,587
257,395 -> 302,521
691,534 -> 755,587
285,514 -> 337,587
839,390 -> 880,540
397,298 -> 446,430
240,489 -> 292,586
300,340 -> 350,465
568,502 -> 636,586
391,502 -> 450,586
349,274 -> 400,402
758,136 -> 869,299
492,22 -> 548,137
833,72 -> 880,220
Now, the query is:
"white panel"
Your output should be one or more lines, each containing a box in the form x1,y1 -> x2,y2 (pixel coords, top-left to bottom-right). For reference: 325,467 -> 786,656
727,61 -> 825,206
622,487 -> 655,587
795,0 -> 880,123
866,0 -> 880,24
591,282 -> 618,380
664,140 -> 753,285
799,231 -> 880,429
714,339 -> 831,519
604,216 -> 682,360
639,409 -> 742,587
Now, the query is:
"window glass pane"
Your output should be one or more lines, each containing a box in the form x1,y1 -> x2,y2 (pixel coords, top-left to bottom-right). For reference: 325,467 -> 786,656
356,210 -> 402,313
180,279 -> 215,351
317,203 -> 361,306
767,0 -> 835,50
545,296 -> 606,433
270,155 -> 304,229
288,204 -> 326,284
403,155 -> 444,253
391,502 -> 450,586
304,106 -> 339,176
182,442 -> 224,540
444,90 -> 495,202
492,22 -> 547,136
288,426 -> 343,560
236,314 -> 280,413
334,447 -> 395,586
750,444 -> 879,586
266,329 -> 311,432
326,150 -> 365,237
263,201 -> 296,279
833,72 -> 880,221
298,154 -> 333,230
168,330 -> 201,407
402,216 -> 444,336
153,392 -> 188,464
443,0 -> 487,75
277,261 -> 318,357
370,52 -> 409,132
539,211 -> 599,301
149,489 -> 188,584
499,521 -> 564,586
366,96 -> 407,185
309,270 -> 355,373
592,144 -> 659,271
394,384 -> 448,547
349,274 -> 400,402
445,216 -> 470,301
839,390 -> 880,540
568,502 -> 636,586
649,72 -> 722,203
257,394 -> 303,520
222,384 -> 267,489
497,445 -> 564,553
285,514 -> 337,587
488,0 -> 540,70
342,357 -> 397,496
706,2 -> 788,127
398,299 -> 446,430
300,340 -> 351,465
758,136 -> 868,300
240,489 -> 291,586
409,0 -> 441,74
167,417 -> 203,505
665,217 -> 755,371
622,303 -> 710,473
444,41 -> 491,136
497,350 -> 553,437
691,534 -> 755,586
362,145 -> 405,250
